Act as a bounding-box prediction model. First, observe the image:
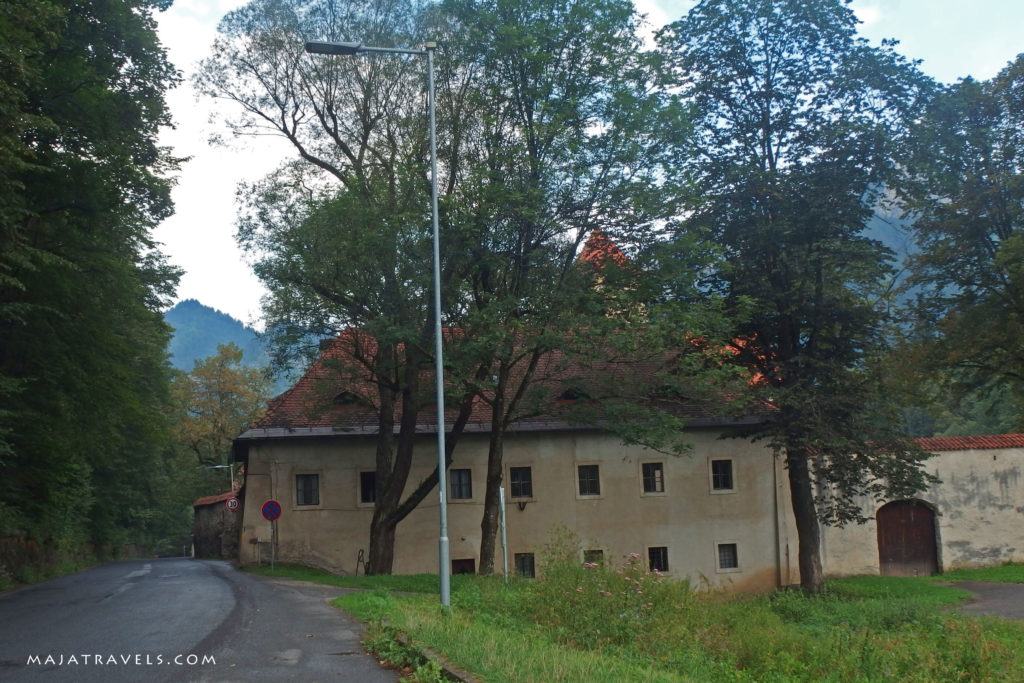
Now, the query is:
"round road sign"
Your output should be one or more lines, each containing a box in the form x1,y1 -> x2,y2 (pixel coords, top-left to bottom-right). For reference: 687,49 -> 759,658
261,499 -> 281,521
225,497 -> 240,511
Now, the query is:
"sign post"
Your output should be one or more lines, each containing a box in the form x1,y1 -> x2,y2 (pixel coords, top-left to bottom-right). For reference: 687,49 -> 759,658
261,500 -> 281,572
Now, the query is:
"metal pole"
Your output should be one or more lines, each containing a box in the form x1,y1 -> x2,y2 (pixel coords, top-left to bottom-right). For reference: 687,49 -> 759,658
426,43 -> 450,609
305,38 -> 449,608
500,486 -> 508,584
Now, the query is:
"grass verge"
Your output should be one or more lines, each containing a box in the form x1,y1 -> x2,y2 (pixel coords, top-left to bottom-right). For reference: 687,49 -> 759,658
248,560 -> 1024,681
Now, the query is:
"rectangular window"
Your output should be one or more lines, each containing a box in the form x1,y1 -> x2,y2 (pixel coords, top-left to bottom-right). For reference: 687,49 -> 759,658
642,462 -> 664,493
577,464 -> 600,496
510,466 -> 533,498
296,473 -> 319,506
359,470 -> 376,504
711,459 -> 734,491
583,549 -> 604,565
450,468 -> 472,499
451,558 -> 476,575
648,546 -> 669,572
514,553 -> 536,578
717,543 -> 739,570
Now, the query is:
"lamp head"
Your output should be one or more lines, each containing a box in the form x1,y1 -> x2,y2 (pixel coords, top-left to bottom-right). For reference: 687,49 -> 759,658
305,41 -> 362,55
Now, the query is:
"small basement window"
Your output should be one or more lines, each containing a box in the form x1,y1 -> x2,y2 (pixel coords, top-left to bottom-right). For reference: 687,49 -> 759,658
717,543 -> 739,570
514,553 -> 536,578
648,546 -> 669,572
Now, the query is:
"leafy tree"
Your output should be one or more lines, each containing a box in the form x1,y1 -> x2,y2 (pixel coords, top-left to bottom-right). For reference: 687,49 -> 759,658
900,56 -> 1024,430
0,0 -> 182,564
437,0 -> 689,574
172,343 -> 274,494
197,0 -> 489,574
658,0 -> 935,593
198,0 -> 719,575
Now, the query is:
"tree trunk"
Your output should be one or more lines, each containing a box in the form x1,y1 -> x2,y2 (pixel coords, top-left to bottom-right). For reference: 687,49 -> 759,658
787,447 -> 824,594
366,509 -> 396,575
478,428 -> 505,574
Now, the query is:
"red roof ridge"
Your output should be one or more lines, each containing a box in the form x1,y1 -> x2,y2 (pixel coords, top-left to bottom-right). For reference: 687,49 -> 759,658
579,229 -> 629,268
915,433 -> 1024,452
193,491 -> 237,507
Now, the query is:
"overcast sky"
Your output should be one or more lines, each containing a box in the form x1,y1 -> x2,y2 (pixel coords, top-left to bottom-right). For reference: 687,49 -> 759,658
153,0 -> 1024,329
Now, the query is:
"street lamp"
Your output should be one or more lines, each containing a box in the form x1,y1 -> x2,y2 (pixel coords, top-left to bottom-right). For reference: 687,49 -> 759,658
200,464 -> 234,490
304,38 -> 450,608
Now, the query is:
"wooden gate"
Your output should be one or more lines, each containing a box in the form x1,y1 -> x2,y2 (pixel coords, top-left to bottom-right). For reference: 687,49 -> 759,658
877,500 -> 938,577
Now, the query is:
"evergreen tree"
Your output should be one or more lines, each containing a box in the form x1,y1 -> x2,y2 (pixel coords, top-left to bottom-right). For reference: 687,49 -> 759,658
658,0 -> 935,593
900,55 -> 1024,430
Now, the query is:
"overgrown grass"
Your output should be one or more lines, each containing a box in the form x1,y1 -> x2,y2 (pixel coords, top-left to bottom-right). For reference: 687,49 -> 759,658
256,551 -> 1024,681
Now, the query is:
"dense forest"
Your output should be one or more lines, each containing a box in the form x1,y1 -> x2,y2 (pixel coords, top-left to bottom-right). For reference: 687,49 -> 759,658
1,0 -> 1021,588
0,0 -> 189,577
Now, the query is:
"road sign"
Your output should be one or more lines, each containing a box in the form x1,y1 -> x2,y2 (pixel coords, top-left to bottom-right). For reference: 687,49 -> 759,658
261,499 -> 281,521
225,497 -> 240,512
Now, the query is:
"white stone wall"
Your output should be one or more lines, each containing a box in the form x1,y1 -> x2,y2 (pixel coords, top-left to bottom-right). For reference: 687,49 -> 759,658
822,445 -> 1024,576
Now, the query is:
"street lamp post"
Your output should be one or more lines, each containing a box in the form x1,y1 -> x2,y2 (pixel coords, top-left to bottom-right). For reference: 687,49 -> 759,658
304,39 -> 450,608
201,464 -> 234,491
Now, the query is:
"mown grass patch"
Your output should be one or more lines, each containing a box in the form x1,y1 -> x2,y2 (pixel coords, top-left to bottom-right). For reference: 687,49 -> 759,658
939,562 -> 1024,583
245,563 -> 442,593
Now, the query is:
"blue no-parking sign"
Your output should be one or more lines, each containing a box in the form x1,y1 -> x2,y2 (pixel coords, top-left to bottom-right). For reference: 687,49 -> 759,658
261,499 -> 281,521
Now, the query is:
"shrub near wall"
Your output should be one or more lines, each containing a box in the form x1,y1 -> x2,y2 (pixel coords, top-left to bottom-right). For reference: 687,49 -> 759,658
0,536 -> 99,587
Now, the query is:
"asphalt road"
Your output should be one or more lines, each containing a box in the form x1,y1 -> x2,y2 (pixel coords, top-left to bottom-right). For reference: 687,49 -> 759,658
954,581 -> 1024,621
0,558 -> 397,682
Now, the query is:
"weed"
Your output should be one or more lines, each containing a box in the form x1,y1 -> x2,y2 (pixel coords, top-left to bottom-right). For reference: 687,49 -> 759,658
311,550 -> 1024,681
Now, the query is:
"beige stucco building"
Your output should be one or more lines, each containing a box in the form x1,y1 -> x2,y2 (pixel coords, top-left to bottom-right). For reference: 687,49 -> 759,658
234,421 -> 803,592
232,338 -> 1024,589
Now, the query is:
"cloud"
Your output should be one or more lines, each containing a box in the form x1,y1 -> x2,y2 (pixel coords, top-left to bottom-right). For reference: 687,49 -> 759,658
155,1 -> 282,326
851,2 -> 882,28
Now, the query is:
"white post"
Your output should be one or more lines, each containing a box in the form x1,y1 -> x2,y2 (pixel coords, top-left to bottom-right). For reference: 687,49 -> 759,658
500,486 -> 508,584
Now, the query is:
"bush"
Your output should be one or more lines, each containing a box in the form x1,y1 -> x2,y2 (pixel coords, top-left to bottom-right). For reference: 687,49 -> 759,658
524,526 -> 695,651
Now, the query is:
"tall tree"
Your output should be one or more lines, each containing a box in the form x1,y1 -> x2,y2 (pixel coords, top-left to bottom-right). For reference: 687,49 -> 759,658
172,343 -> 274,493
198,0 -> 712,575
439,0 -> 680,574
900,56 -> 1024,428
197,0 -> 487,573
0,0 -> 182,562
658,0 -> 934,593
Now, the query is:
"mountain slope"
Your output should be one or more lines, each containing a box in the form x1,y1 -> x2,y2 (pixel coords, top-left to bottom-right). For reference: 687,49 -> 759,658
164,299 -> 269,371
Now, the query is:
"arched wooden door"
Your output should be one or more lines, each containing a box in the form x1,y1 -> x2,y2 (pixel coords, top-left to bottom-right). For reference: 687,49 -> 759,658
877,500 -> 938,577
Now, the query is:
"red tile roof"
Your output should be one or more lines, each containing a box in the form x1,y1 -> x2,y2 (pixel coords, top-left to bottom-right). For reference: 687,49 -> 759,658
239,330 -> 755,441
915,434 -> 1024,452
193,491 -> 237,507
579,230 -> 629,268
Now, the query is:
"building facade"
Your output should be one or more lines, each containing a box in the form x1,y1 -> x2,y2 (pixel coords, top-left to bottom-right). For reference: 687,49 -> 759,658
234,421 -> 802,592
822,434 -> 1024,577
231,338 -> 1024,589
